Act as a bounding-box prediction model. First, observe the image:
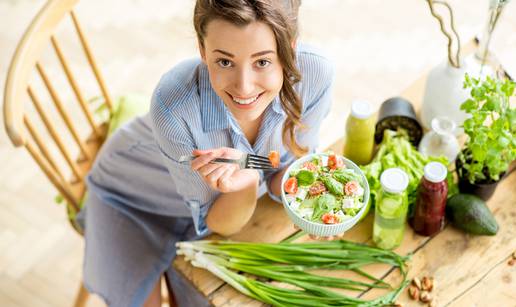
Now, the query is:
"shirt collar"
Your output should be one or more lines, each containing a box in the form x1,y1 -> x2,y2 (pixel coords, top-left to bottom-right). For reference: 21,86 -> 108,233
271,96 -> 285,115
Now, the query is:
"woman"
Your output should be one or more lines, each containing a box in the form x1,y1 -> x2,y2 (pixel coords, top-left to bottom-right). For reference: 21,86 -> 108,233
81,0 -> 334,306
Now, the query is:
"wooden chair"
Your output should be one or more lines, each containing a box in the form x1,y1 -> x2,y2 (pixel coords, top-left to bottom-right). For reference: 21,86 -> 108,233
3,0 -> 176,306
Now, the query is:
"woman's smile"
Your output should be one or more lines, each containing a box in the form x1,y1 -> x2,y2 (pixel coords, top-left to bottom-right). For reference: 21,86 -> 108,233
227,92 -> 264,109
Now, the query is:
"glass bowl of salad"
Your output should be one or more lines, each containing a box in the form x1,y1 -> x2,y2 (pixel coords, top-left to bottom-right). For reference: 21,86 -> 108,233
281,153 -> 370,237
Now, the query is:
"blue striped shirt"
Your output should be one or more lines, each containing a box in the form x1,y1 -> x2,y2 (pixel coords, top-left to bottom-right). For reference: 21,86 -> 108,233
150,44 -> 334,235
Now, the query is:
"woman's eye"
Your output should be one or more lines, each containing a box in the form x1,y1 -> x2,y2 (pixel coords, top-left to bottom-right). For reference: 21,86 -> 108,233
256,59 -> 271,68
217,59 -> 233,68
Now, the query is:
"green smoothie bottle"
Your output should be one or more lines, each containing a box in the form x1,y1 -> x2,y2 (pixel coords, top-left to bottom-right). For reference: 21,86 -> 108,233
373,168 -> 409,250
343,100 -> 375,165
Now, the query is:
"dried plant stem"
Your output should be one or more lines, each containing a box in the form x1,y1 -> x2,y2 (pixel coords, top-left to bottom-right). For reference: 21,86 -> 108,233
476,2 -> 506,66
426,0 -> 461,68
434,1 -> 461,66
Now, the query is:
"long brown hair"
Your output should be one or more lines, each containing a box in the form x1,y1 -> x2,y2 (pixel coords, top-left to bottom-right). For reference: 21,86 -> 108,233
194,0 -> 307,157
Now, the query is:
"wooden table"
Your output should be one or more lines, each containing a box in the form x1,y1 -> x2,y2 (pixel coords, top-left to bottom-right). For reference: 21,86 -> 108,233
173,66 -> 516,307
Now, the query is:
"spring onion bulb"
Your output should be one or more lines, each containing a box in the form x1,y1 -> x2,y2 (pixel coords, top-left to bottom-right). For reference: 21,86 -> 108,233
177,240 -> 410,306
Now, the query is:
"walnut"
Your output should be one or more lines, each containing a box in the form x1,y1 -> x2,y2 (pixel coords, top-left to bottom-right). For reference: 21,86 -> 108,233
412,277 -> 422,290
420,290 -> 432,303
408,285 -> 419,300
422,276 -> 434,291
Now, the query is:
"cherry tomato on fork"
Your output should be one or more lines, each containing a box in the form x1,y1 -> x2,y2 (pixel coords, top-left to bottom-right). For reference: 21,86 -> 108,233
268,150 -> 280,168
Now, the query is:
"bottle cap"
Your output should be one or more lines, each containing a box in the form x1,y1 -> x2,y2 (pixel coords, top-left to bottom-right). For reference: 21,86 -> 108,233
351,100 -> 374,119
424,162 -> 447,183
380,168 -> 409,194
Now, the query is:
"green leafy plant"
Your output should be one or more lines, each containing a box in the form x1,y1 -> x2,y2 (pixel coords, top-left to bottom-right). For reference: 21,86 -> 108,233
458,74 -> 516,184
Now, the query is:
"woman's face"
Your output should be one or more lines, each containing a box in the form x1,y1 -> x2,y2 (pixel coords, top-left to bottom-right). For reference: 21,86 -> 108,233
200,19 -> 284,123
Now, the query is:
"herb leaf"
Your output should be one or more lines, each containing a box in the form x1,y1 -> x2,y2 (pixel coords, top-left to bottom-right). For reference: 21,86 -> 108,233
458,75 -> 516,183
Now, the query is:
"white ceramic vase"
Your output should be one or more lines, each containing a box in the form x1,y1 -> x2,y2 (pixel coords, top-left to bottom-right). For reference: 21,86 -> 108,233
421,56 -> 493,134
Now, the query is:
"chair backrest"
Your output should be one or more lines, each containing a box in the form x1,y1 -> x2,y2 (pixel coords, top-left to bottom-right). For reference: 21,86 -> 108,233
3,0 -> 114,221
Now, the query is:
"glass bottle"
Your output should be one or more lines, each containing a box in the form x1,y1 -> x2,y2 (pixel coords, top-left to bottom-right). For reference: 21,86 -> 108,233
343,100 -> 375,165
411,162 -> 448,236
418,117 -> 460,164
373,168 -> 409,250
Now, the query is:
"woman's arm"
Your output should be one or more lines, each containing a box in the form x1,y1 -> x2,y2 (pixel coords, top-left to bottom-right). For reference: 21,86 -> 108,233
206,169 -> 260,236
190,148 -> 262,236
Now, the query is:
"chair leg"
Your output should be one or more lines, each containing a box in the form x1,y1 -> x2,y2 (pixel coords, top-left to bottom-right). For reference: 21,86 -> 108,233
74,282 -> 89,307
163,272 -> 177,307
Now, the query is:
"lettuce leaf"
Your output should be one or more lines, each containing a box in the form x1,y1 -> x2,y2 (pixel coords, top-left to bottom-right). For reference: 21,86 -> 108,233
312,193 -> 337,222
361,129 -> 458,212
296,169 -> 317,186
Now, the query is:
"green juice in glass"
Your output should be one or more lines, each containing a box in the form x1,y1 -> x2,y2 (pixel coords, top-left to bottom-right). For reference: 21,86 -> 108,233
373,168 -> 409,250
343,101 -> 375,165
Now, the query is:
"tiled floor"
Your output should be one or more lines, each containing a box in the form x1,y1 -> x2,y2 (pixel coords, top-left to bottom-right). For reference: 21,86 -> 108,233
1,1 -> 515,306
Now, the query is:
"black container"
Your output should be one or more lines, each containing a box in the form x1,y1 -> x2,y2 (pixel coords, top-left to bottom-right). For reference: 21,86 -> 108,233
375,97 -> 423,146
457,177 -> 500,201
455,155 -> 503,201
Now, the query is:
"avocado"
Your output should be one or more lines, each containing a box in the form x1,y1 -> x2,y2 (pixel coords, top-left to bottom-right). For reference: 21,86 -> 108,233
446,194 -> 499,235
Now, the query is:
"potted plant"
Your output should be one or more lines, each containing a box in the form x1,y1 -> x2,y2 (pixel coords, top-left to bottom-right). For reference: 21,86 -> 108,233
456,74 -> 516,200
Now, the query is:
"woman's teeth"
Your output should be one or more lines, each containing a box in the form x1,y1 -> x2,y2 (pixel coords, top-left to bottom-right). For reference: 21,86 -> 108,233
232,95 -> 259,105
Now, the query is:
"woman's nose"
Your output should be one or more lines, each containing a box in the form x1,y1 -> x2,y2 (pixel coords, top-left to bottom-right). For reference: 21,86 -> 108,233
233,67 -> 255,97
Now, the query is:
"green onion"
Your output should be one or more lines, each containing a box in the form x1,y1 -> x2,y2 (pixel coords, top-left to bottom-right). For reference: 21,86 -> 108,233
177,239 -> 410,306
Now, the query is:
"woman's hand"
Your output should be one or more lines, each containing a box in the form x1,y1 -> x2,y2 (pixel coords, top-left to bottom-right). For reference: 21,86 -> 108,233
191,147 -> 259,193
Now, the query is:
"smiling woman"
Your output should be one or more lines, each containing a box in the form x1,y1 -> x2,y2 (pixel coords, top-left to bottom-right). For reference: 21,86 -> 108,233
80,0 -> 334,306
200,19 -> 284,144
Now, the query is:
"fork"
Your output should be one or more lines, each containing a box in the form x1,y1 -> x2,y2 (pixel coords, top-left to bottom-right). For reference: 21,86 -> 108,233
178,153 -> 275,170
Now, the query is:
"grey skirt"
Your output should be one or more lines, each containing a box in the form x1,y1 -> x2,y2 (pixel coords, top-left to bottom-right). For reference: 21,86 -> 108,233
79,115 -> 211,306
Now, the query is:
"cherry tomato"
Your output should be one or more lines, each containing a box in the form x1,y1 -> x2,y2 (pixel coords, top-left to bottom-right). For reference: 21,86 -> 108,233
321,213 -> 339,224
327,154 -> 344,170
308,181 -> 326,196
268,150 -> 280,168
284,177 -> 298,194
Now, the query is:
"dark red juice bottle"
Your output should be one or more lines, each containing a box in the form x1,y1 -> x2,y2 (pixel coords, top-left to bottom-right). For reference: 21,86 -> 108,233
412,162 -> 448,236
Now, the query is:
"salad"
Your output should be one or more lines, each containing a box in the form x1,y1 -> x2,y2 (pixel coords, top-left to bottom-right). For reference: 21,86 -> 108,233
283,153 -> 366,225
